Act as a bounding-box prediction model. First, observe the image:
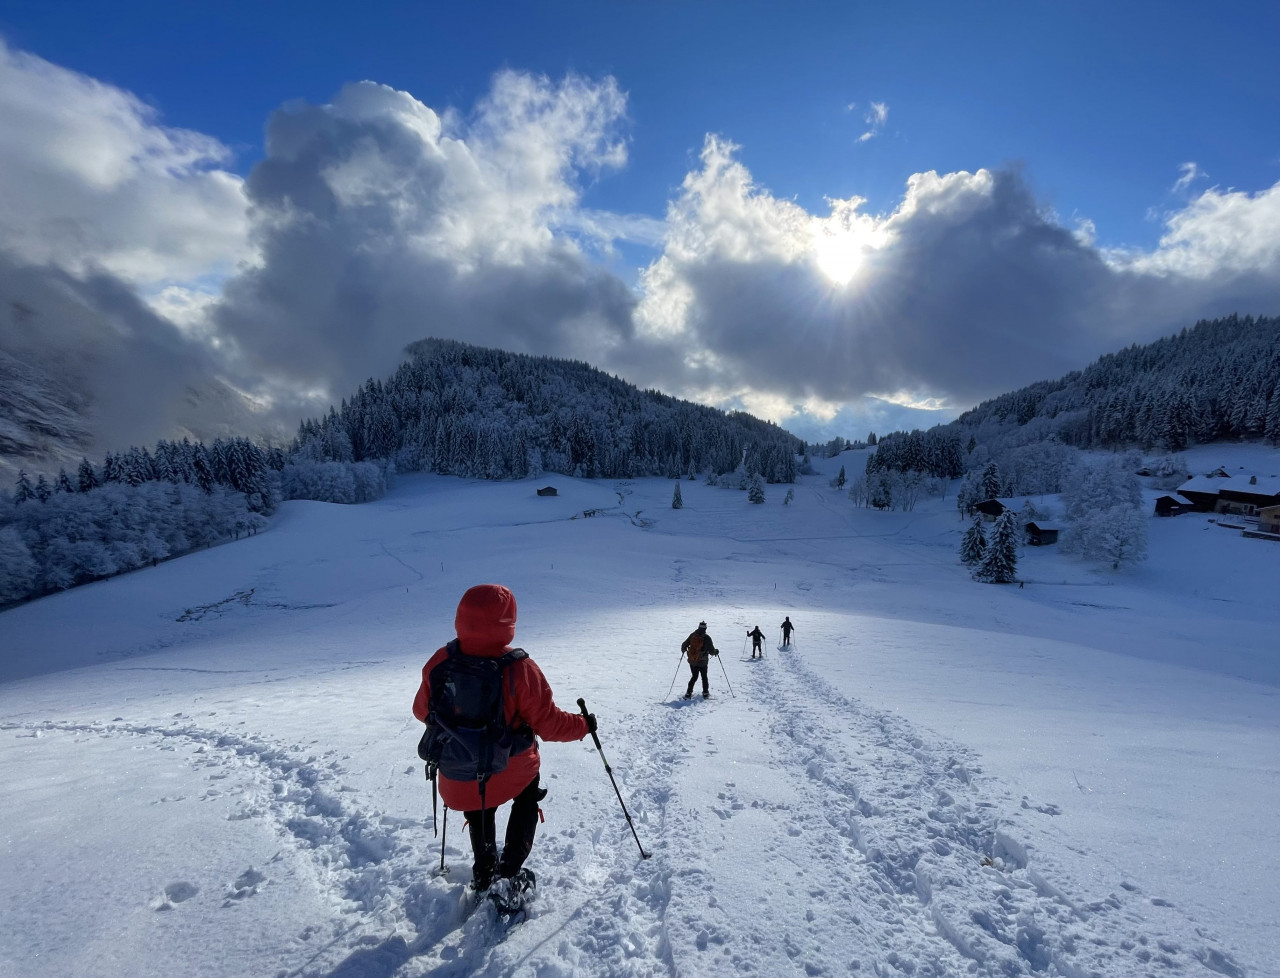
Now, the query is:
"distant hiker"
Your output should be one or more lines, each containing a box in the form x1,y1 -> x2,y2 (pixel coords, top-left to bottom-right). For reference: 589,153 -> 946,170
747,626 -> 765,658
681,621 -> 719,699
780,616 -> 794,648
412,584 -> 592,907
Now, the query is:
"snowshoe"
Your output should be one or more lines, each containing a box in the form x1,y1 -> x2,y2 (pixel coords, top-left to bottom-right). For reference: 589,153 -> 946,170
486,868 -> 536,919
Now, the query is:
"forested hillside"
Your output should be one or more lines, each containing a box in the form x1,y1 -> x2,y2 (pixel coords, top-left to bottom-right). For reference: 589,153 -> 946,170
3,339 -> 804,606
293,338 -> 803,482
954,314 -> 1280,452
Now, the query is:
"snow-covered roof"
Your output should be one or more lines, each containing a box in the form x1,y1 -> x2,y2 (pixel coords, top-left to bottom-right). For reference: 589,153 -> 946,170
1219,475 -> 1280,497
1177,476 -> 1226,495
1179,474 -> 1280,498
1025,521 -> 1063,531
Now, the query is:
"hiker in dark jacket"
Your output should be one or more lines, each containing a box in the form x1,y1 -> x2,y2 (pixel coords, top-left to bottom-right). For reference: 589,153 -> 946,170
781,616 -> 795,647
412,584 -> 590,893
747,626 -> 765,658
681,621 -> 718,698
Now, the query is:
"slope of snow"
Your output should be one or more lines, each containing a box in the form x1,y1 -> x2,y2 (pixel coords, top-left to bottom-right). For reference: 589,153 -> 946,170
2,448 -> 1278,978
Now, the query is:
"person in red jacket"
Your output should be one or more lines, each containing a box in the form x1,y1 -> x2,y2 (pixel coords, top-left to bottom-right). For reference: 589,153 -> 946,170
413,584 -> 590,893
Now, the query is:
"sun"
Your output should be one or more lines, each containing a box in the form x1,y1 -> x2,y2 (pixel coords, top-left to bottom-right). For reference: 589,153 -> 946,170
813,231 -> 867,286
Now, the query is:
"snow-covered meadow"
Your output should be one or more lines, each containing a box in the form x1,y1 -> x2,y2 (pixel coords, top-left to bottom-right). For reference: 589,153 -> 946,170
1,447 -> 1277,978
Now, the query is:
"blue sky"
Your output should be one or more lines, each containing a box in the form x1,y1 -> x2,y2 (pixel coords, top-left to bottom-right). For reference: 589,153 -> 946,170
1,1 -> 1278,444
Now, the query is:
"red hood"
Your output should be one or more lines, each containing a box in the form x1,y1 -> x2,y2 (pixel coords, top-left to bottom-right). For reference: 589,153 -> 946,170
454,584 -> 517,656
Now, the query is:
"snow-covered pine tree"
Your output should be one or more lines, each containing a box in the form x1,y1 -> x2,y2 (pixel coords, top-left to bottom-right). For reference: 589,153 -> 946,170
672,483 -> 683,509
784,487 -> 794,505
35,475 -> 52,502
748,474 -> 765,504
55,469 -> 75,494
959,517 -> 987,566
974,510 -> 1019,583
76,457 -> 98,493
13,471 -> 35,504
837,465 -> 846,489
979,461 -> 1002,501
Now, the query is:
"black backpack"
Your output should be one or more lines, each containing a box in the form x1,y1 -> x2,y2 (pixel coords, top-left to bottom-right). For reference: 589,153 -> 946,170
417,641 -> 535,792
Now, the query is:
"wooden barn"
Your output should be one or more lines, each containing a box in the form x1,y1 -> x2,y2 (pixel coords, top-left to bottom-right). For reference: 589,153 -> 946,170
1024,521 -> 1061,546
536,486 -> 558,497
1154,494 -> 1194,517
974,499 -> 1010,521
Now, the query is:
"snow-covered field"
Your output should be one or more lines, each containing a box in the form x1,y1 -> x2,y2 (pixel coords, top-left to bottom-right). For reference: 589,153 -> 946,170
2,447 -> 1278,978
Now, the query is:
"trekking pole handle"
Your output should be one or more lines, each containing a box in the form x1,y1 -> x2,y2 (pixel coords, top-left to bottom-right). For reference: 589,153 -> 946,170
577,697 -> 604,752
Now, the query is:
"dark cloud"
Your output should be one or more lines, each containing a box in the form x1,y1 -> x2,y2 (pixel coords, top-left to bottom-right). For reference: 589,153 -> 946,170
634,157 -> 1280,415
0,251 -> 277,479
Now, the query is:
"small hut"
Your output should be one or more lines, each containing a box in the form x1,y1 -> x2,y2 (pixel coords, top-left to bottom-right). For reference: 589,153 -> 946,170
536,486 -> 558,497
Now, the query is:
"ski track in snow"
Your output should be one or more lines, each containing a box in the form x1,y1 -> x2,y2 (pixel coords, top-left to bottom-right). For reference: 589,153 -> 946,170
4,633 -> 1250,978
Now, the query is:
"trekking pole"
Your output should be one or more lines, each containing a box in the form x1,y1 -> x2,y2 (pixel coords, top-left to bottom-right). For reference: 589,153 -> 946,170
439,809 -> 448,874
715,653 -> 735,698
666,651 -> 686,699
577,699 -> 651,860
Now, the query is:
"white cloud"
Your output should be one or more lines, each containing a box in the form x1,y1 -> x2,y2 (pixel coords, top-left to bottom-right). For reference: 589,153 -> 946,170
1117,182 -> 1280,279
858,101 -> 889,142
0,39 -> 251,288
210,71 -> 639,402
1172,161 -> 1205,194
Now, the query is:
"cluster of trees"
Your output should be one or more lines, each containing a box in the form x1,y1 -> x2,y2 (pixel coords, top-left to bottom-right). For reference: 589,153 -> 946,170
19,438 -> 285,512
848,468 -> 943,512
959,511 -> 1020,583
864,428 -> 966,479
292,339 -> 804,483
1,482 -> 267,604
2,439 -> 287,604
1059,457 -> 1148,569
954,314 -> 1280,452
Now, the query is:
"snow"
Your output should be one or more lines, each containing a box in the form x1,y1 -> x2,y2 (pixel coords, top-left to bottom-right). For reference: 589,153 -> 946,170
2,447 -> 1278,977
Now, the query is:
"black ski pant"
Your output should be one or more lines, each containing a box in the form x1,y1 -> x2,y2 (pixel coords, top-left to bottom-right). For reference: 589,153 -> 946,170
685,660 -> 710,696
751,638 -> 762,655
465,774 -> 546,887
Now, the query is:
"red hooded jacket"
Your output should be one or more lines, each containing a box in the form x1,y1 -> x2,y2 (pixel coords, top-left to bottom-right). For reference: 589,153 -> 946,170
412,584 -> 588,811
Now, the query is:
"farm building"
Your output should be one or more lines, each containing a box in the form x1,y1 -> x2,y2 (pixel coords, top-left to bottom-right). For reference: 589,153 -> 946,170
536,486 -> 558,497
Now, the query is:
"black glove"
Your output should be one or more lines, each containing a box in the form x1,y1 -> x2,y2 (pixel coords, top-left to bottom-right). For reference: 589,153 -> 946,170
710,649 -> 719,656
586,713 -> 598,734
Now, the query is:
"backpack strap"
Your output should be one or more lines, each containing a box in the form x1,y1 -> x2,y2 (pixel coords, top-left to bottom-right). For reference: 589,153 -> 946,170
497,648 -> 535,755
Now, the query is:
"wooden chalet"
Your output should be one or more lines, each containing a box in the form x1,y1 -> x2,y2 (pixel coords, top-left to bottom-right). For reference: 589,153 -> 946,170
1176,474 -> 1280,516
1024,521 -> 1061,546
1216,475 -> 1280,516
536,486 -> 558,497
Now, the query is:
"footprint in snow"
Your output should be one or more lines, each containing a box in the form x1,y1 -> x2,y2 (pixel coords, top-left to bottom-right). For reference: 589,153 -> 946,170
223,867 -> 266,904
152,881 -> 199,910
